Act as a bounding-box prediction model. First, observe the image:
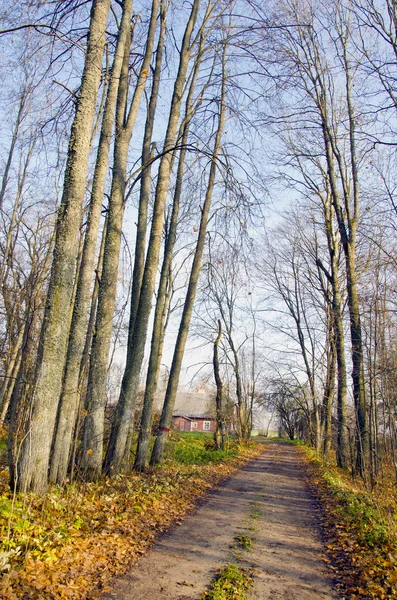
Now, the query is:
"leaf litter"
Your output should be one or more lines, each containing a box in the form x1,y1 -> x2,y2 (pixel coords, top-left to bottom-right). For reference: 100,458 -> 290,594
0,442 -> 263,599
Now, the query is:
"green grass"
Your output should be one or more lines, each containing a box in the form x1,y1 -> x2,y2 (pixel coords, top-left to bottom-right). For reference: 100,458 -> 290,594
303,446 -> 393,551
201,564 -> 254,600
165,431 -> 240,465
300,444 -> 397,598
234,534 -> 253,550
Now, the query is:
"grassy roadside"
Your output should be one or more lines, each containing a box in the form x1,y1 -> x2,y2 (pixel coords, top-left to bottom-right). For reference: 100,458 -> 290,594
0,432 -> 264,599
200,564 -> 254,600
298,443 -> 397,600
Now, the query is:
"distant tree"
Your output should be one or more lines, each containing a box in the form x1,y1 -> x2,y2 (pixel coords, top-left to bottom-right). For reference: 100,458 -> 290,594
263,379 -> 308,441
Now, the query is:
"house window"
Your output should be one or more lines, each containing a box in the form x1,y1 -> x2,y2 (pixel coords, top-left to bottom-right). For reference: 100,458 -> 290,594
192,422 -> 198,429
203,421 -> 210,431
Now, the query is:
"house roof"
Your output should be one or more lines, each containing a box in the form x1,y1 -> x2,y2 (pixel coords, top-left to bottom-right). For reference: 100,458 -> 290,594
173,392 -> 215,419
155,391 -> 215,419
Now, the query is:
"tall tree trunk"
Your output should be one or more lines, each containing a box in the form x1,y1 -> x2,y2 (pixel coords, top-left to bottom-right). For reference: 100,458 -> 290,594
133,28 -> 206,471
16,0 -> 111,494
319,195 -> 349,467
104,0 -> 201,477
128,1 -> 168,336
150,41 -> 226,466
322,319 -> 336,456
7,236 -> 54,488
213,319 -> 224,450
322,119 -> 367,474
82,0 -> 159,481
71,214 -> 107,483
328,218 -> 349,469
120,3 -> 168,471
344,37 -> 368,474
346,245 -> 368,474
224,325 -> 245,440
49,0 -> 133,486
8,314 -> 35,490
132,262 -> 172,470
332,280 -> 349,468
319,37 -> 368,476
317,195 -> 349,467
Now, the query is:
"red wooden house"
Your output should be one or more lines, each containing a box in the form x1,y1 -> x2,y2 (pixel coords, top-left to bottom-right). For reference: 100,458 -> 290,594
171,392 -> 216,433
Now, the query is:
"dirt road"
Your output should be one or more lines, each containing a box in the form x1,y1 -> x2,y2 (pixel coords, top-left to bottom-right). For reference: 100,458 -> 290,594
102,442 -> 339,600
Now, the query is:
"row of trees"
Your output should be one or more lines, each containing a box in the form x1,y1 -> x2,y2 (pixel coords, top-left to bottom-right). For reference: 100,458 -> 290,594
1,0 -> 397,493
1,0 -> 259,494
254,0 -> 397,483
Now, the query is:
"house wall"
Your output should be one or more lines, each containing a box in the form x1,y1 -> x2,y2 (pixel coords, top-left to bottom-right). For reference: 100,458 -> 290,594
194,418 -> 215,432
173,417 -> 192,431
172,416 -> 215,433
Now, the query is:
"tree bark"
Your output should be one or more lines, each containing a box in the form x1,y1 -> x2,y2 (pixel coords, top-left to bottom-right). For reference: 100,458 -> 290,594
321,99 -> 367,473
121,3 -> 168,471
213,319 -> 224,450
16,0 -> 111,494
0,328 -> 23,423
82,0 -> 159,480
322,314 -> 336,456
133,26 -> 205,471
324,200 -> 349,468
49,0 -> 133,486
127,1 -> 168,337
150,38 -> 226,466
104,0 -> 201,477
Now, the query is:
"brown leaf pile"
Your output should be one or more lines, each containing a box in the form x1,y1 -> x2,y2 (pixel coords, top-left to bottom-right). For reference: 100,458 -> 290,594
0,444 -> 264,599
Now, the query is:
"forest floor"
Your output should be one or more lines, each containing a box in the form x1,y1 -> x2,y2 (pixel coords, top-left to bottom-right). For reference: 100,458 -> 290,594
102,441 -> 339,600
2,436 -> 397,599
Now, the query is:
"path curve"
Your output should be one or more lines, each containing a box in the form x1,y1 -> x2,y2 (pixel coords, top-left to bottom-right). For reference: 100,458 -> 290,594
102,442 -> 339,599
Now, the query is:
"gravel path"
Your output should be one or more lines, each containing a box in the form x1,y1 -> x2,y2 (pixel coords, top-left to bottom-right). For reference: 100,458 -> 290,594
102,441 -> 339,600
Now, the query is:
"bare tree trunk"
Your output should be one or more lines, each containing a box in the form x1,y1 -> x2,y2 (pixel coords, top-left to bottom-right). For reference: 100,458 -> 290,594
104,0 -> 201,477
16,0 -> 111,494
345,48 -> 368,472
133,29 -> 206,471
226,327 -> 245,440
322,33 -> 368,476
150,40 -> 226,466
128,1 -> 168,336
213,319 -> 224,449
0,328 -> 23,423
80,211 -> 108,391
317,196 -> 348,467
120,4 -> 168,471
49,0 -> 133,486
70,214 -> 107,484
8,315 -> 34,490
82,0 -> 159,481
0,85 -> 27,212
346,245 -> 368,475
132,262 -> 172,470
8,234 -> 54,488
322,320 -> 335,456
322,117 -> 367,474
